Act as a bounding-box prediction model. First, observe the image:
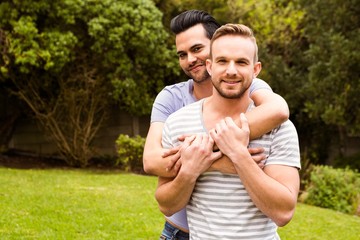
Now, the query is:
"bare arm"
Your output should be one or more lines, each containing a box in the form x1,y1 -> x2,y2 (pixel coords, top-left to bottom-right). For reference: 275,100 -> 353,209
210,114 -> 300,226
247,89 -> 289,138
155,135 -> 221,216
143,122 -> 177,177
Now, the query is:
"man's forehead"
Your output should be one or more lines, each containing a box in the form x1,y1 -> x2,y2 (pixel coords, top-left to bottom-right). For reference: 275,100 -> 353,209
211,35 -> 255,60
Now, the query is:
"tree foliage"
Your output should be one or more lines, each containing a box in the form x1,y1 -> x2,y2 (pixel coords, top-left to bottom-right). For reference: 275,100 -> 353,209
155,0 -> 359,164
0,0 -> 176,166
300,0 -> 360,138
0,0 -> 358,166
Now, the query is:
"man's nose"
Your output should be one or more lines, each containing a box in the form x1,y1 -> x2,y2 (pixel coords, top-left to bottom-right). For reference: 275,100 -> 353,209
226,61 -> 237,76
187,52 -> 197,64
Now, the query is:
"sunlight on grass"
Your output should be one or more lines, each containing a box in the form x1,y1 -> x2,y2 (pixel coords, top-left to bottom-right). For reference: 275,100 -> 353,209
0,168 -> 163,239
1,168 -> 359,239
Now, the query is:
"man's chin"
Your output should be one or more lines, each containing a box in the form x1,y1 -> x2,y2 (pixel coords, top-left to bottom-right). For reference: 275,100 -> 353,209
192,73 -> 211,84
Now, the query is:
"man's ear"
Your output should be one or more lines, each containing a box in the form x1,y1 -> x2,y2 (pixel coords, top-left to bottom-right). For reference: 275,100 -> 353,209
206,59 -> 212,76
253,61 -> 262,78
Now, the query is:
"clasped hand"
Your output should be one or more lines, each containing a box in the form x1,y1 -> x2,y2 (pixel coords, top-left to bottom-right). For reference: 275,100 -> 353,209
163,114 -> 266,173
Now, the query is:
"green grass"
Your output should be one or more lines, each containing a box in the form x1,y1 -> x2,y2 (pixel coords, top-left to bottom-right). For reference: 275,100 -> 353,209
1,167 -> 359,239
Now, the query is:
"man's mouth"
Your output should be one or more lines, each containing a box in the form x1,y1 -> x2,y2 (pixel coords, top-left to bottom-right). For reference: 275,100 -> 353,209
222,79 -> 241,85
188,63 -> 204,72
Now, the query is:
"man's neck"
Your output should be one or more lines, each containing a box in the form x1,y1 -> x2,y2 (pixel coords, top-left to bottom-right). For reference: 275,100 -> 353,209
202,94 -> 251,130
192,79 -> 213,101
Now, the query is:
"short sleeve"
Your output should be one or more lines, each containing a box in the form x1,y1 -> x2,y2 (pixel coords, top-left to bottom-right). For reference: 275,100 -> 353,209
266,121 -> 301,169
151,88 -> 179,123
249,78 -> 273,95
150,80 -> 196,123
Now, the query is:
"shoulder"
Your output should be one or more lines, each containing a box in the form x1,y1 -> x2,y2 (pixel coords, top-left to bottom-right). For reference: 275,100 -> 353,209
162,79 -> 193,94
274,120 -> 298,135
154,79 -> 194,104
167,99 -> 203,121
250,78 -> 272,92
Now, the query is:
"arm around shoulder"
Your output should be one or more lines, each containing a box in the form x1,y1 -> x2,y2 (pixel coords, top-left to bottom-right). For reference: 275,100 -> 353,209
247,89 -> 289,139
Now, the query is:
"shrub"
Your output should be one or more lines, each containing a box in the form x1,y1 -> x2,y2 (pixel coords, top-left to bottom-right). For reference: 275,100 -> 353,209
302,165 -> 360,215
115,134 -> 145,173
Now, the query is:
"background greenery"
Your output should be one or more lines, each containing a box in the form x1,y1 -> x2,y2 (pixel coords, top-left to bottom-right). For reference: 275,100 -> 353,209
0,1 -> 358,238
0,168 -> 359,239
0,0 -> 359,167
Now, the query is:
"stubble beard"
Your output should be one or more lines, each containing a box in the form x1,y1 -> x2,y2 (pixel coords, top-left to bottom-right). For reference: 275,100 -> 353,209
192,69 -> 210,84
185,60 -> 210,84
213,81 -> 251,99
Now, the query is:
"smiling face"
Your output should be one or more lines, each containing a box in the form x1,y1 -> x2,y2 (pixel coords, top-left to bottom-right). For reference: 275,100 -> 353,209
175,24 -> 211,83
206,35 -> 261,99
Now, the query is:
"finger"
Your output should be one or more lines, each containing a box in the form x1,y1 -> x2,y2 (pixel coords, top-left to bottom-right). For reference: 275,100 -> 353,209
173,160 -> 182,173
207,134 -> 214,145
209,128 -> 216,139
206,135 -> 215,150
201,134 -> 211,147
218,119 -> 227,131
210,151 -> 223,161
251,153 -> 266,163
166,150 -> 181,171
192,134 -> 202,145
248,147 -> 265,155
162,145 -> 181,158
240,113 -> 249,132
178,134 -> 192,142
258,161 -> 265,170
224,116 -> 237,128
182,135 -> 196,149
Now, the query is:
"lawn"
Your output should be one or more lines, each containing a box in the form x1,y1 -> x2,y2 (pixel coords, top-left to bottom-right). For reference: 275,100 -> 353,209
0,167 -> 359,239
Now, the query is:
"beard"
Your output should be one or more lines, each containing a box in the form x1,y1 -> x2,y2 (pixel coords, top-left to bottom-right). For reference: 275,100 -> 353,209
212,80 -> 251,99
184,60 -> 210,84
192,69 -> 210,84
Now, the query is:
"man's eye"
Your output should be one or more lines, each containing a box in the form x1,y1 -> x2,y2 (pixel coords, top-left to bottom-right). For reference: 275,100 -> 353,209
178,53 -> 186,58
236,60 -> 248,65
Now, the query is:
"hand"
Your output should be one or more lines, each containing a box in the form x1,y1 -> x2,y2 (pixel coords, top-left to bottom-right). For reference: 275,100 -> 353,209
248,147 -> 266,169
162,134 -> 192,173
209,113 -> 250,160
162,145 -> 181,172
179,134 -> 222,178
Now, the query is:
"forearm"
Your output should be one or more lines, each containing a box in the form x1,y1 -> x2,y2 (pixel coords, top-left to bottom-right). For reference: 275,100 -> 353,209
248,91 -> 289,139
230,149 -> 299,226
143,148 -> 177,177
208,155 -> 236,174
143,122 -> 177,177
155,172 -> 197,216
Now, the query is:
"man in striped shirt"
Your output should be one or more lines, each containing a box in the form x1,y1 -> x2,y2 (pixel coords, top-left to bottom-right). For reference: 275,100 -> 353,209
144,10 -> 291,239
156,23 -> 301,239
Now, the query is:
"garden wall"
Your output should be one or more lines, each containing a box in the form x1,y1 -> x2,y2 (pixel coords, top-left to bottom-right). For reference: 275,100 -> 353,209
7,108 -> 150,158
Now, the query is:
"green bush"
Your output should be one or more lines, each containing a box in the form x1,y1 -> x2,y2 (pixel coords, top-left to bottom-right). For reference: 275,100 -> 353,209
302,165 -> 360,215
115,134 -> 145,173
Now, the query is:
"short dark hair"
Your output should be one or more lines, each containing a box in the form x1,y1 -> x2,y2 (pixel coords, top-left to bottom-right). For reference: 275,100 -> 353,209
170,10 -> 220,39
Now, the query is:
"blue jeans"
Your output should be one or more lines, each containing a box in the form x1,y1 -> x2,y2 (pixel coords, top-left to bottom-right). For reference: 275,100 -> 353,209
159,221 -> 189,240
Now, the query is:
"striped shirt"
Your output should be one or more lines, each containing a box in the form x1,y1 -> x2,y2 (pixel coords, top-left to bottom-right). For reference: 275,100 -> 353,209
162,99 -> 301,239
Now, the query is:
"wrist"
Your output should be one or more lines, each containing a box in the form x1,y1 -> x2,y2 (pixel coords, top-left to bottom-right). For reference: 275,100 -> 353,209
177,167 -> 199,183
228,146 -> 251,163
